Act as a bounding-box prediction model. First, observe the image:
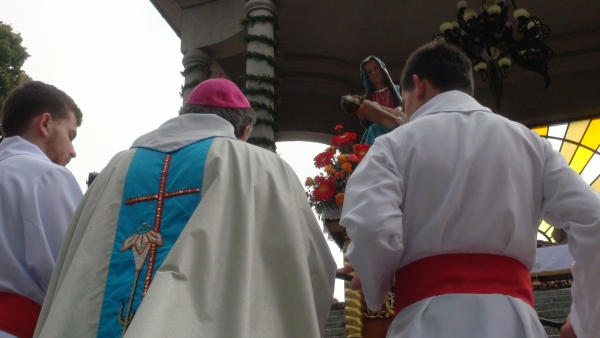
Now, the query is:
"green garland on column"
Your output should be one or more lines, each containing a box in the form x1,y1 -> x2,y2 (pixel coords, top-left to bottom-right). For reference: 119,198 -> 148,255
180,62 -> 211,77
240,74 -> 279,87
242,51 -> 278,70
179,79 -> 202,97
241,35 -> 280,55
179,61 -> 212,97
248,100 -> 277,118
240,9 -> 280,151
242,87 -> 281,105
240,15 -> 280,31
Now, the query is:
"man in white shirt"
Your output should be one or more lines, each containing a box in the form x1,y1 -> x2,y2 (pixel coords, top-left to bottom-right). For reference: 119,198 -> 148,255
0,81 -> 83,338
340,42 -> 599,338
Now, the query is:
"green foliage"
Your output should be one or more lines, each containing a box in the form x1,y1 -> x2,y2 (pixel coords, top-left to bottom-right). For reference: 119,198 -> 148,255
255,117 -> 278,130
242,51 -> 278,70
248,100 -> 277,118
240,74 -> 279,87
239,12 -> 281,151
242,86 -> 280,105
179,79 -> 202,97
0,22 -> 29,106
240,15 -> 280,31
180,62 -> 211,77
0,22 -> 30,143
240,34 -> 280,55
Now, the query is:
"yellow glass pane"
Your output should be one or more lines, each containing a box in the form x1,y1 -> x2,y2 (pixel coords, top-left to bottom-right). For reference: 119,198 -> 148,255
581,119 -> 600,150
564,119 -> 590,143
560,142 -> 578,164
539,220 -> 552,233
532,126 -> 548,137
539,220 -> 555,242
570,147 -> 594,174
592,178 -> 600,193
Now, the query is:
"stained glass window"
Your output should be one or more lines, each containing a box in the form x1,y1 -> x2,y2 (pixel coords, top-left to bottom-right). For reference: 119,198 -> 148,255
532,118 -> 600,242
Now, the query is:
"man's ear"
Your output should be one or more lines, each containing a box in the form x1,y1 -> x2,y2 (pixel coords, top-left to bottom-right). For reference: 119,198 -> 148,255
413,74 -> 428,101
36,113 -> 53,138
240,125 -> 252,142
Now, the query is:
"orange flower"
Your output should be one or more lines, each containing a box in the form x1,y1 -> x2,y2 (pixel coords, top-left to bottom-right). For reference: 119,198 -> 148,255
353,144 -> 370,160
325,165 -> 334,175
337,154 -> 348,164
334,125 -> 344,131
348,154 -> 359,163
313,178 -> 336,201
342,162 -> 353,173
305,177 -> 314,186
332,132 -> 357,147
335,192 -> 345,206
314,151 -> 334,168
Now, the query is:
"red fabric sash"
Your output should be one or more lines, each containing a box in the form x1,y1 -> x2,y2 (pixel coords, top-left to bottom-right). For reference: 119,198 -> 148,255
394,253 -> 534,316
0,293 -> 42,338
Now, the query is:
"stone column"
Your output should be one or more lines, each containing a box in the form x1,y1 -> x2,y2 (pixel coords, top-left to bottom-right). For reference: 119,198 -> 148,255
244,0 -> 277,151
181,48 -> 212,104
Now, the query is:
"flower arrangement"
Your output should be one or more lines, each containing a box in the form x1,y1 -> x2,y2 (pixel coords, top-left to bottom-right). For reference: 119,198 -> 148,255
305,125 -> 371,215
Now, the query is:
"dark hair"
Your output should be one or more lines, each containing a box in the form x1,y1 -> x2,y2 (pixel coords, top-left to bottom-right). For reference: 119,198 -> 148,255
400,42 -> 474,96
1,81 -> 82,137
178,104 -> 256,137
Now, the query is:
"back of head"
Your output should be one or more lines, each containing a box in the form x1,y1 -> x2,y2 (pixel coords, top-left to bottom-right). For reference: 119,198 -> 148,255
179,78 -> 256,138
1,81 -> 82,137
400,42 -> 474,96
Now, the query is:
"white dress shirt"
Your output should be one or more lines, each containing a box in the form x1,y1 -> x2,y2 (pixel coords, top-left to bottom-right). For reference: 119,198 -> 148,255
341,91 -> 600,337
0,137 -> 82,305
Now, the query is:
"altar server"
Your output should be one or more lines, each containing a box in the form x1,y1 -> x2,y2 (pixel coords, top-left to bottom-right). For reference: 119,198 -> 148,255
341,42 -> 600,338
0,81 -> 83,338
35,78 -> 336,338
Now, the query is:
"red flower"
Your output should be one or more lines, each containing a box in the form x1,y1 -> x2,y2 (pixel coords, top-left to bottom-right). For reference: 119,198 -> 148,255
353,144 -> 370,160
332,132 -> 357,147
334,125 -> 344,131
314,175 -> 326,184
313,178 -> 336,201
314,151 -> 334,168
335,172 -> 344,179
348,154 -> 359,163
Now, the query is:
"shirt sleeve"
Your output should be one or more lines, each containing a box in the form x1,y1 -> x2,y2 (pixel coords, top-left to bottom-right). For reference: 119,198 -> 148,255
540,139 -> 600,338
22,167 -> 83,292
341,138 -> 405,311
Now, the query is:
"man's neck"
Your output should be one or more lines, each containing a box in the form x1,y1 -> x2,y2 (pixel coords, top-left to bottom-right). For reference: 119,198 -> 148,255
19,132 -> 47,156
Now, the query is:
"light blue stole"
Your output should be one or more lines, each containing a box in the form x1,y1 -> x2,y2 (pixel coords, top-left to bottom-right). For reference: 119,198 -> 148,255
97,137 -> 215,337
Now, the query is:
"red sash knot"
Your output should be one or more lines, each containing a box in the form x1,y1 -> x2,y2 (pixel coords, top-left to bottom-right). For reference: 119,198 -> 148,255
0,292 -> 42,338
394,253 -> 534,316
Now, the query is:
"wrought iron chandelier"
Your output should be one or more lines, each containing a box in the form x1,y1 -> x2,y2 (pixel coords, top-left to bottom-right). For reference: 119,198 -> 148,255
433,0 -> 553,110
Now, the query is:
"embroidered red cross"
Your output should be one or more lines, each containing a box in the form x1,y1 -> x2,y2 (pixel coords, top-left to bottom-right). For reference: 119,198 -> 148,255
124,154 -> 200,297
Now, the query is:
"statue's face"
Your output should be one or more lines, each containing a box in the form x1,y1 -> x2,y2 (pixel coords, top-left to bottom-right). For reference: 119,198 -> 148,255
363,60 -> 384,86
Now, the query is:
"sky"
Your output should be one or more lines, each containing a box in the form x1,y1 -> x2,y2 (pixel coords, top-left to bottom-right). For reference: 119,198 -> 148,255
1,0 -> 345,299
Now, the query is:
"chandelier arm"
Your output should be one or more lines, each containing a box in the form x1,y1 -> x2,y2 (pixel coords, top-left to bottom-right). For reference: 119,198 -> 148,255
487,62 -> 504,111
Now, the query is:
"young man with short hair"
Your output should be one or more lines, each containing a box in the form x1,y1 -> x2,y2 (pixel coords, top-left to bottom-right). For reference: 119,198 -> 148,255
340,42 -> 599,337
35,78 -> 336,338
0,81 -> 83,338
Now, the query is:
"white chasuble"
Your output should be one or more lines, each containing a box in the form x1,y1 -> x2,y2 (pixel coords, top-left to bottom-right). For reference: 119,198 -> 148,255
35,115 -> 336,338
